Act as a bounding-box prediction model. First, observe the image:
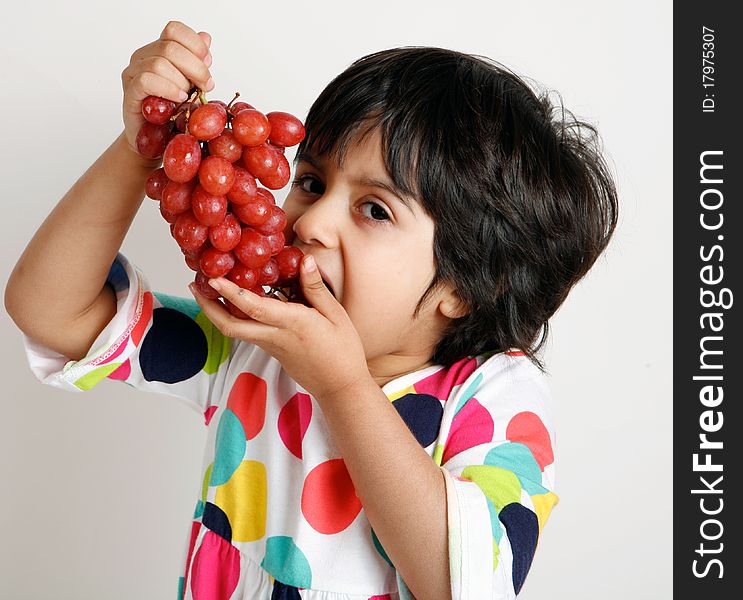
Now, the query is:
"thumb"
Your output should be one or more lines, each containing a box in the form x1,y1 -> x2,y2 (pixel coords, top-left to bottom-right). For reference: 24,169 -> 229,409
300,255 -> 338,313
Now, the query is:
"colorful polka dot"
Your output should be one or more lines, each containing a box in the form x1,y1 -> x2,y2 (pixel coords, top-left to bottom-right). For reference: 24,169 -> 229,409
195,311 -> 231,375
214,460 -> 267,542
484,442 -> 547,496
301,459 -> 362,534
271,580 -> 302,598
107,358 -> 131,381
461,464 -> 521,511
413,356 -> 478,399
498,503 -> 538,595
452,372 -> 484,418
153,292 -> 202,320
202,463 -> 213,503
182,520 -> 202,596
203,406 -> 218,427
441,397 -> 494,464
262,536 -> 312,588
391,393 -> 443,448
227,373 -> 267,441
202,501 -> 232,541
131,291 -> 154,346
73,362 -> 124,390
278,392 -> 313,459
531,491 -> 559,532
371,527 -> 393,568
193,500 -> 204,519
190,530 -> 241,600
209,409 -> 246,486
506,411 -> 554,470
139,307 -> 208,383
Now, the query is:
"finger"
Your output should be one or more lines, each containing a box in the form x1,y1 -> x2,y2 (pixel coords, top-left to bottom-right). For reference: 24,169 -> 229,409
137,55 -> 193,98
299,255 -> 344,321
197,31 -> 213,67
160,21 -> 211,62
124,70 -> 190,109
190,283 -> 277,342
153,38 -> 213,92
209,277 -> 296,328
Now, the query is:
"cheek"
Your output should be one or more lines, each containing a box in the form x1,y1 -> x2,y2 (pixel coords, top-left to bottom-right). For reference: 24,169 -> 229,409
280,198 -> 302,244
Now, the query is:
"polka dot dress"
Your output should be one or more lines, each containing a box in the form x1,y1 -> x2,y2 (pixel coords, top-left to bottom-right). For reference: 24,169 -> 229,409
22,253 -> 558,599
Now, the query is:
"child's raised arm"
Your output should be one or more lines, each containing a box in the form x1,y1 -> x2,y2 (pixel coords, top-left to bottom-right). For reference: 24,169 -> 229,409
5,21 -> 213,361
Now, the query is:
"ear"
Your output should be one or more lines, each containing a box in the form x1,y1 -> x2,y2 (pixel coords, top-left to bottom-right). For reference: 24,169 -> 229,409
438,285 -> 469,319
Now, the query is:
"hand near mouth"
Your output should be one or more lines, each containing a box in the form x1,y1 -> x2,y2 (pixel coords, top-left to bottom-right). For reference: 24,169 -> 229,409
189,254 -> 370,400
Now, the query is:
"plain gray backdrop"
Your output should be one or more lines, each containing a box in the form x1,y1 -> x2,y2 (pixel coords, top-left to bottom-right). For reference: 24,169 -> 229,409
1,1 -> 672,598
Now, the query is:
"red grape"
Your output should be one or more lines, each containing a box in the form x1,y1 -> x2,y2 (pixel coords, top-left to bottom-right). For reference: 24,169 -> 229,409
226,262 -> 259,290
142,96 -> 177,125
192,185 -> 228,226
208,129 -> 243,163
234,228 -> 271,269
264,231 -> 285,255
242,143 -> 280,181
226,166 -> 258,205
255,204 -> 287,235
209,213 -> 242,251
256,188 -> 276,204
136,122 -> 171,159
266,111 -> 306,147
258,258 -> 280,286
230,101 -> 254,115
233,197 -> 271,227
145,167 -> 170,200
200,248 -> 236,278
160,204 -> 179,224
199,156 -> 235,196
173,210 -> 210,253
161,179 -> 196,215
188,103 -> 228,141
232,109 -> 271,147
268,142 -> 285,155
174,102 -> 200,133
163,134 -> 202,182
275,246 -> 304,283
185,253 -> 202,271
224,298 -> 251,319
259,153 -> 291,189
195,270 -> 221,300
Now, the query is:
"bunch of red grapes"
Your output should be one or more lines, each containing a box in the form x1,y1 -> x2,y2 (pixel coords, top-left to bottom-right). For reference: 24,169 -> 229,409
136,88 -> 305,318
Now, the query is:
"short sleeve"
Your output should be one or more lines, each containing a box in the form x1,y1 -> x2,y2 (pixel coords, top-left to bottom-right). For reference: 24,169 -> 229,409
21,252 -> 235,420
433,355 -> 559,599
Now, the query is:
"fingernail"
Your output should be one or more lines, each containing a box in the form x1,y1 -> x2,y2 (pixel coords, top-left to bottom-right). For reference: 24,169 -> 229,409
204,52 -> 213,67
304,255 -> 316,272
178,90 -> 188,101
188,283 -> 196,294
208,278 -> 221,291
206,77 -> 215,91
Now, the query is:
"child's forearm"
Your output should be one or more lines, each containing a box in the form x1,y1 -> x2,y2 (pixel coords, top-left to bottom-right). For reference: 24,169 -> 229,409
5,131 -> 160,337
316,378 -> 452,600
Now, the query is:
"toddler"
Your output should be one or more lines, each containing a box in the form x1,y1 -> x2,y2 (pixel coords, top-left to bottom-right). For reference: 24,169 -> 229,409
5,20 -> 618,600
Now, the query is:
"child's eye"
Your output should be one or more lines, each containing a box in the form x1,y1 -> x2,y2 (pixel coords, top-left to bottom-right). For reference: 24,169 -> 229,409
360,201 -> 391,223
292,174 -> 324,195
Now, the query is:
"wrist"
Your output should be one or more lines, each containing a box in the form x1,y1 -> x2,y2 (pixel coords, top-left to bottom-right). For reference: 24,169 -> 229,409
317,371 -> 376,406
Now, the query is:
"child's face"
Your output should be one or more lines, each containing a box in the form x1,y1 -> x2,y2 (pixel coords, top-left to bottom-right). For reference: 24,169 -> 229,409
281,128 -> 464,383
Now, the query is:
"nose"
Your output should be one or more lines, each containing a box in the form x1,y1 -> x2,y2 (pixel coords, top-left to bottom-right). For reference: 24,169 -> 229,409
290,192 -> 342,249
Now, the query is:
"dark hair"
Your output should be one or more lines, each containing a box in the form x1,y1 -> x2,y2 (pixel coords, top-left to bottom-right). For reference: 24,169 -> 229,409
294,47 -> 619,373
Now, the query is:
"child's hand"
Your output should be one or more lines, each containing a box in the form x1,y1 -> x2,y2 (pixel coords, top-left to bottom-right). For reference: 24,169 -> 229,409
189,256 -> 372,402
120,20 -> 214,156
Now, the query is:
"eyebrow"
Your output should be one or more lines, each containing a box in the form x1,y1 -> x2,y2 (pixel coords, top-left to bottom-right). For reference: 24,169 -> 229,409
295,151 -> 416,216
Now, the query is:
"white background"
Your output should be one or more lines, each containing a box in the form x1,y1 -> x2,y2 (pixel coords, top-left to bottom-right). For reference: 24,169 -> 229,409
0,1 -> 672,598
